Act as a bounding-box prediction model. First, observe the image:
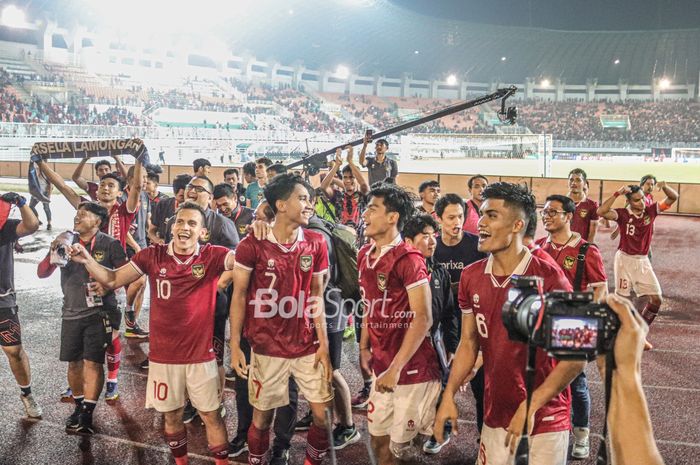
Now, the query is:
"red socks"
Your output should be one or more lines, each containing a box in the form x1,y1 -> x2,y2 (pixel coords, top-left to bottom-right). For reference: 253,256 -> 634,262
165,429 -> 188,465
304,424 -> 329,465
106,336 -> 121,381
642,302 -> 661,325
209,443 -> 229,465
248,424 -> 270,465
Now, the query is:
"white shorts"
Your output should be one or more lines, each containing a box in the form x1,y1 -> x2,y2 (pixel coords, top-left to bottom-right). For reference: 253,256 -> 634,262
248,351 -> 333,411
145,360 -> 221,413
367,379 -> 441,444
476,425 -> 569,465
614,250 -> 662,297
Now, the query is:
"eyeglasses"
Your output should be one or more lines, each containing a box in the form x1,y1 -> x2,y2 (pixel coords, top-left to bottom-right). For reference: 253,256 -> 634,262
540,209 -> 566,218
186,184 -> 211,195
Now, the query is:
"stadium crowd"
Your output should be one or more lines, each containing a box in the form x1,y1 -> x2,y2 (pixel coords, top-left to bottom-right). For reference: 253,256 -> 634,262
0,140 -> 673,464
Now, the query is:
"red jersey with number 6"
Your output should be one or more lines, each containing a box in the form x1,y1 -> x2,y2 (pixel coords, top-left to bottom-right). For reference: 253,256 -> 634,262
129,242 -> 232,364
234,228 -> 329,359
458,249 -> 573,435
614,203 -> 659,256
358,238 -> 441,386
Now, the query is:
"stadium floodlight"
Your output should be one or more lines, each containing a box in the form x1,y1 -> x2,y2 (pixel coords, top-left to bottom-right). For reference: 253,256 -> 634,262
335,65 -> 350,79
613,58 -> 620,65
288,9 -> 294,15
540,78 -> 551,87
1,5 -> 26,28
414,50 -> 420,55
501,56 -> 507,61
659,77 -> 671,89
446,74 -> 458,86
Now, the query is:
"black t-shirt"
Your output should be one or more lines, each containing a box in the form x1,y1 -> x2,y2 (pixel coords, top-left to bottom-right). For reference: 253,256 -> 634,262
433,232 -> 486,288
60,232 -> 128,319
165,208 -> 240,250
151,197 -> 177,241
224,205 -> 255,240
0,220 -> 20,308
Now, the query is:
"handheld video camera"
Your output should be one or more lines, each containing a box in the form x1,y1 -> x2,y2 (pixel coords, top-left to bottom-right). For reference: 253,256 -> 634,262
501,276 -> 619,360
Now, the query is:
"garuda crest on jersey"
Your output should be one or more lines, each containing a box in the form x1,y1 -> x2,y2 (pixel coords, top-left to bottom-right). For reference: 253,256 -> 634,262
377,273 -> 387,292
578,209 -> 588,218
563,256 -> 576,270
300,255 -> 312,272
192,264 -> 205,279
92,250 -> 105,263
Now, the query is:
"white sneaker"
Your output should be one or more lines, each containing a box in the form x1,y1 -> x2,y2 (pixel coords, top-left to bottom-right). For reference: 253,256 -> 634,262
571,427 -> 590,459
21,394 -> 43,419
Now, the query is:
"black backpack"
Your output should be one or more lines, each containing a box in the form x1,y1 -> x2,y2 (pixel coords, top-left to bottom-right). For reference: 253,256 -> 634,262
307,217 -> 360,301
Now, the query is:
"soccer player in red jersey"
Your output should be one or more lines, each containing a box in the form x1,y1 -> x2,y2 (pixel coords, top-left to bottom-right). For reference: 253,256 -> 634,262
463,175 -> 488,234
229,173 -> 333,465
537,194 -> 608,459
71,202 -> 235,465
358,184 -> 441,465
597,183 -> 678,326
435,182 -> 585,465
567,168 -> 599,243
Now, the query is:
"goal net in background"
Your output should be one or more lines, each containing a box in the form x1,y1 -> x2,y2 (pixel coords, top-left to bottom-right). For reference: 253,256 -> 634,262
398,133 -> 553,176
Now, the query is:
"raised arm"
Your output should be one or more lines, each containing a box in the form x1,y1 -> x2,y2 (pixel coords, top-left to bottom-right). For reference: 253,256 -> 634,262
320,149 -> 342,198
656,181 -> 678,209
112,155 -> 128,179
359,132 -> 371,167
69,243 -> 142,289
346,145 -> 369,194
125,160 -> 144,213
71,157 -> 91,191
597,185 -> 630,221
37,161 -> 82,209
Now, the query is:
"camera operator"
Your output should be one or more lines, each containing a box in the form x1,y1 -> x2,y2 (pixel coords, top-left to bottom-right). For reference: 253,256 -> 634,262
434,182 -> 585,465
37,202 -> 127,433
604,294 -> 664,465
536,194 -> 608,459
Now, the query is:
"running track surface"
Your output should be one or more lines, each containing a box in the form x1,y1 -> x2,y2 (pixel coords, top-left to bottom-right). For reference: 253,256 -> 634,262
0,196 -> 698,465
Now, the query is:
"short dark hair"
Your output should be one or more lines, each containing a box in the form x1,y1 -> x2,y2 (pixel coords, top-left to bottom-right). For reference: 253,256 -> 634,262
256,157 -> 273,168
546,194 -> 576,215
640,174 -> 657,186
78,201 -> 108,228
403,213 -> 439,241
191,176 -> 214,194
173,174 -> 192,194
435,193 -> 465,218
468,175 -> 489,189
568,168 -> 588,181
341,165 -> 354,176
264,173 -> 311,215
100,173 -> 125,191
419,180 -> 440,193
368,183 -> 415,231
375,139 -> 389,148
193,158 -> 211,173
267,163 -> 288,177
94,160 -> 111,172
625,184 -> 642,200
223,168 -> 239,178
213,183 -> 235,200
175,201 -> 207,225
242,161 -> 256,177
524,209 -> 538,239
482,182 -> 536,235
147,171 -> 160,183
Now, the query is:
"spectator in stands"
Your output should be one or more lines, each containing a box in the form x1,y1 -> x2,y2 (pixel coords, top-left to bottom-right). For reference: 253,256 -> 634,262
193,158 -> 212,177
319,146 -> 369,230
417,180 -> 441,219
359,134 -> 398,186
245,157 -> 272,209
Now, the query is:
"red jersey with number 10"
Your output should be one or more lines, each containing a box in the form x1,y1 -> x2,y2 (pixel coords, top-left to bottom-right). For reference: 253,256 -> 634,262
458,249 -> 573,435
615,203 -> 659,256
235,228 -> 329,359
129,243 -> 232,364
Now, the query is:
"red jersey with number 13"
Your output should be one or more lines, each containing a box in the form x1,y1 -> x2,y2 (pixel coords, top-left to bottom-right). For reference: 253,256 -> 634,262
614,203 -> 659,256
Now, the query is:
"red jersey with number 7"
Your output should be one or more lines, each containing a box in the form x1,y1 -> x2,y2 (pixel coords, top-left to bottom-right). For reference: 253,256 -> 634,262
129,242 -> 233,364
458,249 -> 573,435
614,203 -> 659,256
234,228 -> 329,359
